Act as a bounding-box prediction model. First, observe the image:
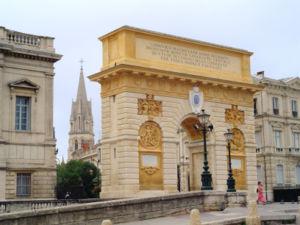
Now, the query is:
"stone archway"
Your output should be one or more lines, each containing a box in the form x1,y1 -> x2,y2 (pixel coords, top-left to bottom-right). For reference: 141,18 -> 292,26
180,115 -> 204,191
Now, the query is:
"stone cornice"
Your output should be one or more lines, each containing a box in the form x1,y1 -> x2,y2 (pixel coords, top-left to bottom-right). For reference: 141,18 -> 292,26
0,42 -> 62,62
89,64 -> 263,92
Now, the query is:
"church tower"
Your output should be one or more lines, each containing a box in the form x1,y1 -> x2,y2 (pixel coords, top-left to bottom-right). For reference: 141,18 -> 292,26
68,64 -> 94,160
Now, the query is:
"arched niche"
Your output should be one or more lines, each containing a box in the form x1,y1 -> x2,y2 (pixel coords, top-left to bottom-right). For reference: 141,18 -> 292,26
138,120 -> 163,190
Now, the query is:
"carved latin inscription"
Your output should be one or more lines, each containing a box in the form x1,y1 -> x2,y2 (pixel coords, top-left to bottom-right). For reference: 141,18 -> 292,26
136,38 -> 241,74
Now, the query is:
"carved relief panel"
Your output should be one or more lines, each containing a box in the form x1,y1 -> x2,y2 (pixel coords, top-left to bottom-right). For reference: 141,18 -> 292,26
230,128 -> 247,190
225,105 -> 245,126
138,94 -> 162,117
139,121 -> 163,190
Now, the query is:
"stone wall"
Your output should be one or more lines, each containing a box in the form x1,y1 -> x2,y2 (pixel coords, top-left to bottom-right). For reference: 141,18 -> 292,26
0,191 -> 246,225
100,89 -> 257,199
0,26 -> 61,200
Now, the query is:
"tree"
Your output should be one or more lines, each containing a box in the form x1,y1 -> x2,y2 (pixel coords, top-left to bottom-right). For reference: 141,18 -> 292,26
56,160 -> 100,199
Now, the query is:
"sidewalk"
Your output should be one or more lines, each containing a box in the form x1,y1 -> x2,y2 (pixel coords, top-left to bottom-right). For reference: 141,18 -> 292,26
119,203 -> 299,225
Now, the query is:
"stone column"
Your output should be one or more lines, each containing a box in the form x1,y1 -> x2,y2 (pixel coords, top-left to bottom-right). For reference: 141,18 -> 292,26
245,200 -> 261,225
0,53 -> 3,140
0,53 -> 6,200
45,72 -> 54,141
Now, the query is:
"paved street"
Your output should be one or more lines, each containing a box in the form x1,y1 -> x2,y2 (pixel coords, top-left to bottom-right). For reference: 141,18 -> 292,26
119,203 -> 299,225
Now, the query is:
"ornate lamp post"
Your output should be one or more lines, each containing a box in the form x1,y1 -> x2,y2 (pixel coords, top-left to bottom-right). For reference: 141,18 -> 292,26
194,109 -> 214,190
224,129 -> 236,192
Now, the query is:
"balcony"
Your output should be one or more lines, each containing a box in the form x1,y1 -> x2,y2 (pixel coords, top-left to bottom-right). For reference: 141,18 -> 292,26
288,147 -> 300,154
273,108 -> 279,115
292,111 -> 298,118
275,147 -> 284,153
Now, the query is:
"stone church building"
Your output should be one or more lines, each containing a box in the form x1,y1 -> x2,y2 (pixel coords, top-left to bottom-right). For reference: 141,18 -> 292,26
68,65 -> 100,167
0,27 -> 61,199
89,26 -> 261,199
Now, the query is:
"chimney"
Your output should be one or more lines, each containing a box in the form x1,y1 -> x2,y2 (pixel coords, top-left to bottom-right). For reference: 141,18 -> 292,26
256,71 -> 265,79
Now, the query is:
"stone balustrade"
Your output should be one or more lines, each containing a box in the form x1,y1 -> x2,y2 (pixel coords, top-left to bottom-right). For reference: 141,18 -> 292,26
7,31 -> 40,46
0,191 -> 246,225
0,198 -> 101,214
0,26 -> 56,53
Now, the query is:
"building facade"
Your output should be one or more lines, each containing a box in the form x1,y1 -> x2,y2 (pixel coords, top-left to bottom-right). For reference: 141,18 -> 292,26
254,72 -> 300,201
0,27 -> 61,199
89,26 -> 260,199
68,66 -> 100,166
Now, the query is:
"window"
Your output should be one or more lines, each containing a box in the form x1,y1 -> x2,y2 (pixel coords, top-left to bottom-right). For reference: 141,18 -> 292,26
292,100 -> 298,118
272,97 -> 279,115
75,140 -> 78,150
257,165 -> 263,182
293,132 -> 300,149
255,131 -> 262,148
254,98 -> 257,116
114,148 -> 117,158
296,166 -> 300,185
15,96 -> 30,131
276,165 -> 284,185
274,130 -> 282,148
16,173 -> 31,196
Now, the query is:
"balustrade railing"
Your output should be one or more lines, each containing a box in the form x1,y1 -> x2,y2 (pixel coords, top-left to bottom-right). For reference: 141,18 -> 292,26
6,31 -> 40,46
0,198 -> 100,213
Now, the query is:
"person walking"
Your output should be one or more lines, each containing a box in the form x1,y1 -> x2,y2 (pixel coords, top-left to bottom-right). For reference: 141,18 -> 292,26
257,181 -> 266,204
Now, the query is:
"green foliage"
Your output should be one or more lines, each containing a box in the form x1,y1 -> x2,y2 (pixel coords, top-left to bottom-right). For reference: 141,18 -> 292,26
56,160 -> 100,199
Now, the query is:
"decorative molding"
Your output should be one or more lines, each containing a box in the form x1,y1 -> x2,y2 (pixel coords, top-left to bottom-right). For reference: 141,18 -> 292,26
290,124 -> 300,131
138,94 -> 162,117
95,67 -> 257,107
141,166 -> 159,175
225,105 -> 245,126
8,78 -> 40,102
231,128 -> 245,154
139,121 -> 162,150
8,78 -> 40,92
270,121 -> 284,129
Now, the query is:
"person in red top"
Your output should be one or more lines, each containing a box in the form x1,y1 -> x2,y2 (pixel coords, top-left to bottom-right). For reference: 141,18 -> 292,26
257,181 -> 266,204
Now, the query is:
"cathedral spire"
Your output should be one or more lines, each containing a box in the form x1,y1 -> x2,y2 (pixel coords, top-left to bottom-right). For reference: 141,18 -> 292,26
76,59 -> 88,101
68,59 -> 95,161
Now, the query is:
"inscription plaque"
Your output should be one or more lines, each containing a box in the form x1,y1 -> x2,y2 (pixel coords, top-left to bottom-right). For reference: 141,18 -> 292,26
142,154 -> 158,167
136,38 -> 241,74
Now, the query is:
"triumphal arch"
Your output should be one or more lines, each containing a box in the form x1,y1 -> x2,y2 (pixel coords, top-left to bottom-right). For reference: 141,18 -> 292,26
89,26 -> 260,198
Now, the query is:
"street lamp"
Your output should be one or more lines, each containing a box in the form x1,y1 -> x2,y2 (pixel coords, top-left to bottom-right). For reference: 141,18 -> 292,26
194,109 -> 213,190
224,129 -> 236,192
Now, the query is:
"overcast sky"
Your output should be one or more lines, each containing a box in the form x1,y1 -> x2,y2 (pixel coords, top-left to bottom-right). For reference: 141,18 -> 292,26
1,0 -> 300,161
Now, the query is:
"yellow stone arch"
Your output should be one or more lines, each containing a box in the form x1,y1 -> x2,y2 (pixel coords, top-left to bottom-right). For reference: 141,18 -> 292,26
138,121 -> 163,190
180,115 -> 203,141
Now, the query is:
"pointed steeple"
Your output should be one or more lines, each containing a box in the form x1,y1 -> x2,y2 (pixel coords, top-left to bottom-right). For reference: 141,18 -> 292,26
76,64 -> 88,101
68,60 -> 95,161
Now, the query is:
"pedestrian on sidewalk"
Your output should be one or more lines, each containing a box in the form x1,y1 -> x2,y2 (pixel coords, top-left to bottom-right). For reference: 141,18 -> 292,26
257,181 -> 266,205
